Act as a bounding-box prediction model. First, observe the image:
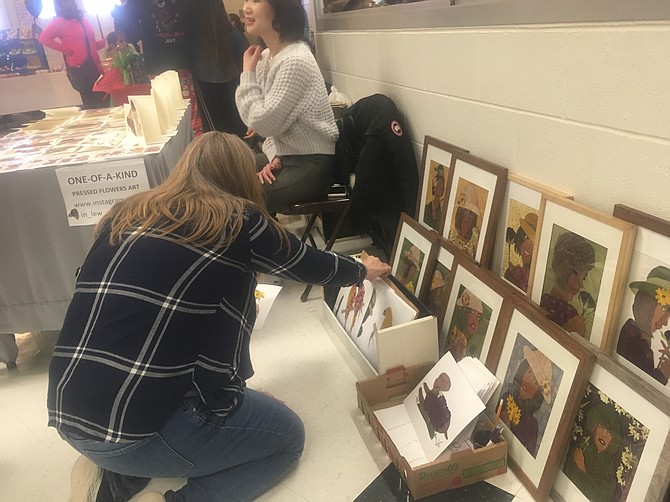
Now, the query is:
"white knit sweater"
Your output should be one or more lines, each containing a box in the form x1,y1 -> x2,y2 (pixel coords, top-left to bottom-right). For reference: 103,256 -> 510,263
235,41 -> 338,160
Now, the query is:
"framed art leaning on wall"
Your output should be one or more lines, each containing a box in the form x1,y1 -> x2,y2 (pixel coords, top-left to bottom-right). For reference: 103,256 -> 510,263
389,212 -> 438,297
610,204 -> 670,397
488,295 -> 595,502
441,151 -> 508,266
492,173 -> 573,296
529,194 -> 636,351
552,345 -> 670,502
416,136 -> 468,234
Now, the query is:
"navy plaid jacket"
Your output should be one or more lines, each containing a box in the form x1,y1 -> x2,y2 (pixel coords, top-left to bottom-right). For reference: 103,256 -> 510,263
48,209 -> 365,442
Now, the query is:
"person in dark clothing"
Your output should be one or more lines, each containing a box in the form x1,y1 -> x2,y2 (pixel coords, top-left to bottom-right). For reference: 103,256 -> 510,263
110,0 -> 141,48
50,132 -> 391,502
184,0 -> 247,137
336,94 -> 419,256
134,0 -> 190,75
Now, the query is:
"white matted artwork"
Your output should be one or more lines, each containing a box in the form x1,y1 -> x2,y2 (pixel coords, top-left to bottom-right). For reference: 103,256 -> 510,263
418,237 -> 460,327
553,351 -> 670,502
404,351 -> 485,462
441,152 -> 507,265
610,205 -> 670,397
349,278 -> 419,372
489,297 -> 595,502
390,213 -> 437,297
438,258 -> 511,371
530,195 -> 636,350
492,174 -> 572,295
334,280 -> 372,337
416,136 -> 468,234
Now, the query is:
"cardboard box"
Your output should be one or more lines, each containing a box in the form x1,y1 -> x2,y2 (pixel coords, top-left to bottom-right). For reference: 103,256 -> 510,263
356,364 -> 507,500
322,279 -> 438,377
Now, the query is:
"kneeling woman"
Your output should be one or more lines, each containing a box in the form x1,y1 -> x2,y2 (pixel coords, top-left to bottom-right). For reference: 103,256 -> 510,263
48,132 -> 389,501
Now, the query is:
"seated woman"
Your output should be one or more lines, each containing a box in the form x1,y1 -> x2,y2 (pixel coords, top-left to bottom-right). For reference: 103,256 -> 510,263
235,0 -> 338,213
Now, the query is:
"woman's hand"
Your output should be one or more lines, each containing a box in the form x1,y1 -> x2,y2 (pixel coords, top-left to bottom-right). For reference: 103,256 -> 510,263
257,156 -> 282,185
243,45 -> 263,72
362,255 -> 391,282
244,128 -> 256,139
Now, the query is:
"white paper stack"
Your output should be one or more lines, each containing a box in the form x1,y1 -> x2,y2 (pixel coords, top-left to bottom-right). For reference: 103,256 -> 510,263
457,356 -> 500,406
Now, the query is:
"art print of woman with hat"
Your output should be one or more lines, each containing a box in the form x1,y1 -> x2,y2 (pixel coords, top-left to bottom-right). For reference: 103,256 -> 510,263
397,242 -> 423,294
504,211 -> 538,293
563,403 -> 622,501
500,344 -> 556,457
448,181 -> 485,258
423,163 -> 447,232
616,266 -> 670,385
540,230 -> 598,338
443,287 -> 491,361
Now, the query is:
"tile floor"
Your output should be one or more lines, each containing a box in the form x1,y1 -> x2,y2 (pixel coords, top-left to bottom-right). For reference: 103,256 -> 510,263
1,224 -> 543,502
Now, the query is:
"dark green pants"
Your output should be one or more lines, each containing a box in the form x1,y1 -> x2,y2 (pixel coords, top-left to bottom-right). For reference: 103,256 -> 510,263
255,153 -> 335,213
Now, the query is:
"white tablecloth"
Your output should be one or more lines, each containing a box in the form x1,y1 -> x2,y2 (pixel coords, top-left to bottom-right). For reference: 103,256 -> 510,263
0,106 -> 192,333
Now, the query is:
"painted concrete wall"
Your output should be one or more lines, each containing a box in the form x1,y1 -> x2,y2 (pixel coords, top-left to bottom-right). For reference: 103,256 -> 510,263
315,22 -> 670,221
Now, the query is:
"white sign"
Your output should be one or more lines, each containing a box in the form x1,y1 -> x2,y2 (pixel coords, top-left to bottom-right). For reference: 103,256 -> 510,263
56,158 -> 150,226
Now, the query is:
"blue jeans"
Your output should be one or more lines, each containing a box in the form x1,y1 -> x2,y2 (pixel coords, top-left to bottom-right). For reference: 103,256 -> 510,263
62,389 -> 305,502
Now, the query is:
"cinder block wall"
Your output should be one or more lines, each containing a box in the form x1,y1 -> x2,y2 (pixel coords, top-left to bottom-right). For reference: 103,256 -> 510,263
316,22 -> 670,220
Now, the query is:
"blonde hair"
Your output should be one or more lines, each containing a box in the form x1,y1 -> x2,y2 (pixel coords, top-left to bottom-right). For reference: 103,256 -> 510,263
97,132 -> 287,248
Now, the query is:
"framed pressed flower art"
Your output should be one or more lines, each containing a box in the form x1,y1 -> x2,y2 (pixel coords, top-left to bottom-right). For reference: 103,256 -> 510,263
553,345 -> 670,502
528,194 -> 636,350
487,295 -> 595,502
415,136 -> 468,235
440,150 -> 507,266
609,204 -> 670,397
491,173 -> 573,296
389,212 -> 439,298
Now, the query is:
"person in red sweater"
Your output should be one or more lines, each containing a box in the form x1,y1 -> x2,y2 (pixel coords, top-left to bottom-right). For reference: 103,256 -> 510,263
39,0 -> 107,109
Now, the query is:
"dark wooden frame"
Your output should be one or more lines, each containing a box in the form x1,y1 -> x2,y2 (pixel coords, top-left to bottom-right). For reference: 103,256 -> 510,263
389,212 -> 440,299
487,295 -> 596,502
440,150 -> 508,267
437,254 -> 518,371
551,335 -> 670,502
415,136 -> 468,235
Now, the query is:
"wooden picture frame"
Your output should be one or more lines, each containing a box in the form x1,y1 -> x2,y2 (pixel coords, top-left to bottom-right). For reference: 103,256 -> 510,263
437,255 -> 517,370
415,136 -> 468,234
389,213 -> 439,298
553,344 -> 670,502
441,150 -> 508,266
492,173 -> 573,295
529,194 -> 636,351
487,295 -> 596,502
417,237 -> 466,328
610,204 -> 670,397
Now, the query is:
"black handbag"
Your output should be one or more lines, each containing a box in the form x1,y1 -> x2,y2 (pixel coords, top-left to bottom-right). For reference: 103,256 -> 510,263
64,20 -> 101,93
